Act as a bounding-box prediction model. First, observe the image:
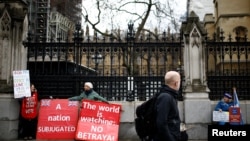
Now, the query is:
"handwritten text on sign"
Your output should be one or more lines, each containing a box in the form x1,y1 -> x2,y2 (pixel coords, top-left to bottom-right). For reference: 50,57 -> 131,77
76,100 -> 122,141
213,111 -> 229,122
13,70 -> 31,98
36,99 -> 79,140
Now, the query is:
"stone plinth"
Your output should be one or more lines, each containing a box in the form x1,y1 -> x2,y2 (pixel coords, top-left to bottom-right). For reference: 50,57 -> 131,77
184,92 -> 211,140
0,94 -> 20,140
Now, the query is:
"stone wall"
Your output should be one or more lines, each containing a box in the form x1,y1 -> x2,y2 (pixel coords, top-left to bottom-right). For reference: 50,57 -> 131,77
0,94 -> 20,140
0,96 -> 249,140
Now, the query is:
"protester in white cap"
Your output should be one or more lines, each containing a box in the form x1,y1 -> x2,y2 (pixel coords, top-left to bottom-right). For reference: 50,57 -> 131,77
84,82 -> 93,89
68,82 -> 108,103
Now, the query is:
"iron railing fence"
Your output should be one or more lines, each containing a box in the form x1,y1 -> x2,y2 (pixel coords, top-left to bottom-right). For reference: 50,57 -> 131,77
205,32 -> 250,100
29,75 -> 182,101
23,24 -> 250,101
24,24 -> 184,101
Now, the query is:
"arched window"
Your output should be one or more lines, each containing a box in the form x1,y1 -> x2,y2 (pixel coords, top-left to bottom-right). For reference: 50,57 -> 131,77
233,26 -> 248,42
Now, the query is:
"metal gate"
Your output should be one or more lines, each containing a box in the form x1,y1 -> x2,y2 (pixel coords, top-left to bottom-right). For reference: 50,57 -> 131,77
23,23 -> 184,101
205,31 -> 250,100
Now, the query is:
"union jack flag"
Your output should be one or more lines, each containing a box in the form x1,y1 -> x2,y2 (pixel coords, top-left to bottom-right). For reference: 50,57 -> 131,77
40,99 -> 51,106
68,101 -> 78,106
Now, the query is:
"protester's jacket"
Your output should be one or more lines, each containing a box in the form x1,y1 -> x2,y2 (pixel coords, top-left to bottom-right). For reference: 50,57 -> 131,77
68,89 -> 108,103
214,99 -> 234,111
154,85 -> 181,141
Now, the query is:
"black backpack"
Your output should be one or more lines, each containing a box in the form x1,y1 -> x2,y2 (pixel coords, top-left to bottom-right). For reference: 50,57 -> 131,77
135,92 -> 161,141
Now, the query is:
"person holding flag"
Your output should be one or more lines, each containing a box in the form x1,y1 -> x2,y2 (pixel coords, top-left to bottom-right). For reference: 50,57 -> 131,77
230,87 -> 244,125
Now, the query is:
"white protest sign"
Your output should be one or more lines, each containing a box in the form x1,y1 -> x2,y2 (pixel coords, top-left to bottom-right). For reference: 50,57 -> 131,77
212,111 -> 229,122
13,70 -> 31,98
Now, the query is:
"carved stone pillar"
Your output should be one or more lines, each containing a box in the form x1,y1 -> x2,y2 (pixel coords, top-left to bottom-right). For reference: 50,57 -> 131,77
0,1 -> 28,140
181,11 -> 211,140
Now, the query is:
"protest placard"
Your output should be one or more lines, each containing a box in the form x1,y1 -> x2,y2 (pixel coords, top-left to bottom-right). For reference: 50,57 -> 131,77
36,99 -> 79,139
212,111 -> 229,122
229,107 -> 241,123
75,100 -> 122,141
13,70 -> 31,98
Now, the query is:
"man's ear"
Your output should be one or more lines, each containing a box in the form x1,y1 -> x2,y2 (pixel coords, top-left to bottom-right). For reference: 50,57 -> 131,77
174,81 -> 178,87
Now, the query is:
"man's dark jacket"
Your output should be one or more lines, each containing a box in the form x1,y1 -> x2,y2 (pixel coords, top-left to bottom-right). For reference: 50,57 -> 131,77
154,84 -> 181,141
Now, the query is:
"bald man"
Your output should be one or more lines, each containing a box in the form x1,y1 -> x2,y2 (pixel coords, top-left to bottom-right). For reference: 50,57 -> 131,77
154,71 -> 182,141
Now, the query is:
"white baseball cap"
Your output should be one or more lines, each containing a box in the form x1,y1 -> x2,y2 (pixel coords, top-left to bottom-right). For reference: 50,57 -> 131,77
84,82 -> 93,89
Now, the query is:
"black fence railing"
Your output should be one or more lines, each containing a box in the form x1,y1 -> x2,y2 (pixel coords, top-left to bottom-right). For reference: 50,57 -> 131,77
29,75 -> 169,101
23,24 -> 250,101
24,24 -> 184,101
205,32 -> 250,100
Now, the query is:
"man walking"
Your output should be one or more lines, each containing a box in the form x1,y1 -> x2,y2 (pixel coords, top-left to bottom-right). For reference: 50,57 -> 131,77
154,71 -> 182,141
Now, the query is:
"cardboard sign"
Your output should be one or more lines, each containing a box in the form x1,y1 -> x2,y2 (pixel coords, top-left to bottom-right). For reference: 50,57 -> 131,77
75,100 -> 122,141
13,70 -> 31,98
36,99 -> 79,140
212,111 -> 229,122
229,107 -> 241,123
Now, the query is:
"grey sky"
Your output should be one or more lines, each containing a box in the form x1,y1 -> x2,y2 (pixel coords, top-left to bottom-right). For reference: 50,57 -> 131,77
81,0 -> 187,34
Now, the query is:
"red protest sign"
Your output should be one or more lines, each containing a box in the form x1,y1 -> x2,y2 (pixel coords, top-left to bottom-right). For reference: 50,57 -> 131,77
229,107 -> 241,123
76,122 -> 119,141
21,92 -> 38,119
36,99 -> 79,140
75,100 -> 122,141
